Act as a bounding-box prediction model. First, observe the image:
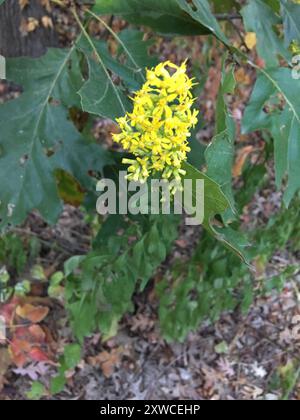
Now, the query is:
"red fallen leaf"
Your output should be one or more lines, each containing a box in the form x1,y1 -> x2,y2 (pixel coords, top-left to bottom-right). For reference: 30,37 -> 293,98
16,303 -> 49,323
9,339 -> 32,368
29,347 -> 53,364
28,325 -> 46,343
14,326 -> 30,339
10,351 -> 27,369
9,326 -> 54,367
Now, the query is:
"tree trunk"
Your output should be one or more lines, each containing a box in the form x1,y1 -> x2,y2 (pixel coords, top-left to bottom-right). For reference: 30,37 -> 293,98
0,0 -> 58,58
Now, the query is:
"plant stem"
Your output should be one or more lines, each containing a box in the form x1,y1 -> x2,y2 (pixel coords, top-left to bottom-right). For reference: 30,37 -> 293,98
215,13 -> 243,21
71,6 -> 127,114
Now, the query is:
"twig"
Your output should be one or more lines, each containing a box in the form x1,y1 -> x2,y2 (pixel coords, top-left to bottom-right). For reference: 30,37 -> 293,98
215,13 -> 243,21
50,0 -> 65,7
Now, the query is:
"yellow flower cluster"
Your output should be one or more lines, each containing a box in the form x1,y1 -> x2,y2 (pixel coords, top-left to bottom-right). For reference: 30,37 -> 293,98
112,61 -> 199,189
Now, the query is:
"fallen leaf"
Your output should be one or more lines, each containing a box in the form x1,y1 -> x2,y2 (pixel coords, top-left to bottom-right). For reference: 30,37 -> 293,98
20,17 -> 39,36
251,362 -> 267,379
0,348 -> 11,392
10,338 -> 31,367
41,15 -> 53,29
27,17 -> 40,32
245,32 -> 257,50
28,325 -> 46,343
241,384 -> 263,399
235,68 -> 251,85
233,146 -> 255,178
29,347 -> 53,364
216,358 -> 235,377
19,0 -> 29,10
13,362 -> 50,381
88,348 -> 122,378
16,303 -> 49,323
40,0 -> 52,13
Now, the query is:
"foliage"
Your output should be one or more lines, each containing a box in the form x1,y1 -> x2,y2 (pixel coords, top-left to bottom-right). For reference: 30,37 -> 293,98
158,196 -> 300,341
65,214 -> 179,341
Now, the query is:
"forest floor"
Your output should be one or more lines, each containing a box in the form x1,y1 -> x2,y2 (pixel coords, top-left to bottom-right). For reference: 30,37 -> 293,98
0,5 -> 300,400
1,202 -> 299,400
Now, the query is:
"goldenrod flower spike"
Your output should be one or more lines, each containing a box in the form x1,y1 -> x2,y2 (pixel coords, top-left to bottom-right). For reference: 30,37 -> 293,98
112,61 -> 199,190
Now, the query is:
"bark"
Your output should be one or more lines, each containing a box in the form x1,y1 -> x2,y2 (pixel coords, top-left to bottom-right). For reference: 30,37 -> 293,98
0,0 -> 58,58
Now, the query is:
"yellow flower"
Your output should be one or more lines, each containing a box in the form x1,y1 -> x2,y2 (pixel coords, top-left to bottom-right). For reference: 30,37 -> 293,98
112,60 -> 199,190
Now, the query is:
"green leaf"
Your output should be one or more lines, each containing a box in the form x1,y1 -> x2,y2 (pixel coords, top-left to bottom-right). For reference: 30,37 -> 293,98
284,117 -> 300,205
77,37 -> 130,119
270,109 -> 290,188
77,26 -> 158,118
281,0 -> 300,47
50,374 -> 66,395
26,382 -> 46,400
265,0 -> 281,13
215,341 -> 229,354
0,1 -> 5,5
65,215 -> 179,341
242,67 -> 300,205
241,0 -> 291,66
205,61 -> 236,222
182,162 -> 249,263
63,344 -> 81,369
93,0 -> 211,36
64,255 -> 86,276
117,28 -> 157,70
0,48 -> 111,229
176,0 -> 230,46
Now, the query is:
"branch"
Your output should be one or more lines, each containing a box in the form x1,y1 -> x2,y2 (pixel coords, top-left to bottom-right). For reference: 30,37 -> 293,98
215,13 -> 243,21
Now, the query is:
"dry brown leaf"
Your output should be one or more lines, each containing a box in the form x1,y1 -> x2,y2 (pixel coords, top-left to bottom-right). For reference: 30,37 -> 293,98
20,17 -> 40,36
241,384 -> 263,400
40,0 -> 52,13
19,0 -> 29,10
235,68 -> 251,85
88,347 -> 122,378
233,146 -> 255,178
41,15 -> 53,29
16,303 -> 49,323
27,17 -> 40,32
